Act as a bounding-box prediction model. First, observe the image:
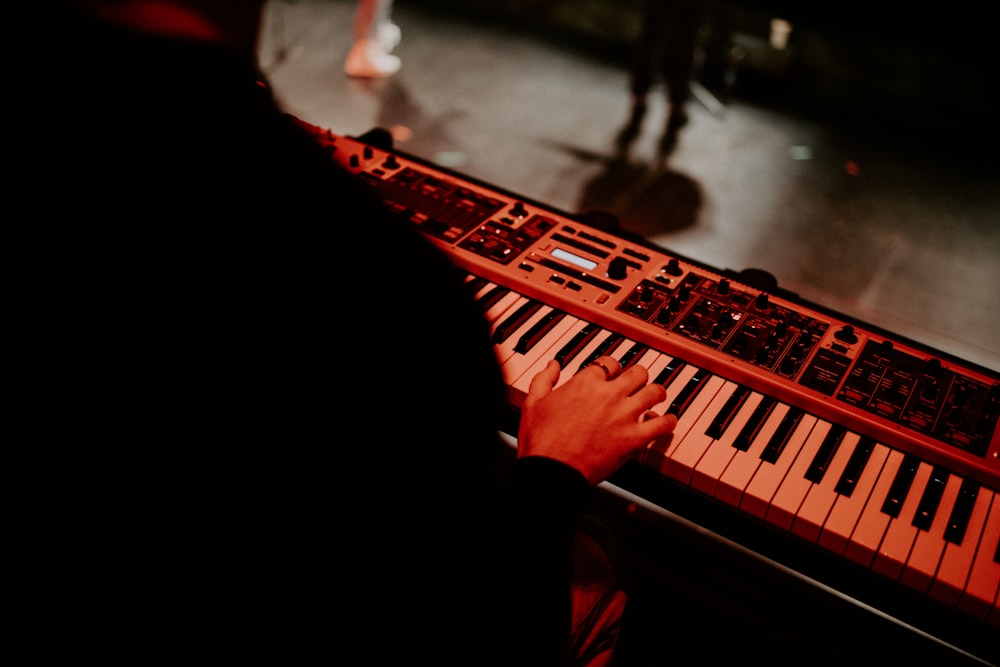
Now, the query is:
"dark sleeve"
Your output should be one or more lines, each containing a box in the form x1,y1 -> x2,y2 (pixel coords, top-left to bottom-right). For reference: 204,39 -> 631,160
500,456 -> 591,665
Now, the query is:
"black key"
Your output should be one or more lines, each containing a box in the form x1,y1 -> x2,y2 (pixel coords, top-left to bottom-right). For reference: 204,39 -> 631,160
477,284 -> 510,313
833,436 -> 876,497
578,333 -> 624,370
760,407 -> 804,464
464,275 -> 489,297
667,368 -> 712,417
513,309 -> 566,354
881,453 -> 921,519
652,357 -> 686,387
619,344 -> 648,369
554,323 -> 601,368
912,465 -> 950,531
804,425 -> 847,483
943,478 -> 980,544
706,385 -> 751,439
492,300 -> 542,345
732,396 -> 777,452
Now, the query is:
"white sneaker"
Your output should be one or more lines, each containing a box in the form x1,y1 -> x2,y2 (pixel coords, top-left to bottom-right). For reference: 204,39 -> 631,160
378,22 -> 401,53
344,38 -> 401,79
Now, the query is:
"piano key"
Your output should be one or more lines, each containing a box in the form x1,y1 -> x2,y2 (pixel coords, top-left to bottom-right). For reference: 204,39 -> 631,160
476,283 -> 513,313
553,322 -> 602,369
618,343 -> 649,369
844,448 -> 906,567
929,485 -> 993,606
833,436 -> 877,496
608,338 -> 641,367
665,367 -> 714,418
791,431 -> 861,542
943,478 -> 981,545
872,460 -> 935,580
912,465 -> 951,532
494,303 -> 554,366
646,363 -> 699,417
483,292 -> 526,327
706,384 -> 752,439
741,413 -> 818,520
513,308 -> 568,355
663,379 -> 741,485
463,274 -> 491,298
817,441 -> 890,555
651,355 -> 686,388
759,407 -> 805,464
900,471 -> 964,593
803,424 -> 848,483
881,453 -> 922,519
492,299 -> 544,347
731,396 -> 778,452
629,348 -> 666,377
765,420 -> 833,531
576,332 -> 626,371
558,329 -> 622,385
500,312 -> 582,386
957,489 -> 1000,620
690,391 -> 765,496
715,401 -> 791,507
648,373 -> 727,475
507,318 -> 591,398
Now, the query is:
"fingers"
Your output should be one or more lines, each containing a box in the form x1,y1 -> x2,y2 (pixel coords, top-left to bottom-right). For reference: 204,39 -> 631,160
583,356 -> 621,381
524,359 -> 560,407
583,356 -> 651,390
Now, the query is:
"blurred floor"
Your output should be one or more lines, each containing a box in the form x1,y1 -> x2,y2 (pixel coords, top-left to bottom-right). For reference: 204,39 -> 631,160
259,0 -> 998,366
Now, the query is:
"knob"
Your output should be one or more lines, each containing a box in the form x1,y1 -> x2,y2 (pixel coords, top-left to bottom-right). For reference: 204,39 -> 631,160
754,293 -> 769,310
834,325 -> 858,344
607,257 -> 629,280
663,258 -> 682,276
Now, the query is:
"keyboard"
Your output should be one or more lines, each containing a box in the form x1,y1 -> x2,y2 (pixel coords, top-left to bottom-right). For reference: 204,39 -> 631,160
320,127 -> 1000,662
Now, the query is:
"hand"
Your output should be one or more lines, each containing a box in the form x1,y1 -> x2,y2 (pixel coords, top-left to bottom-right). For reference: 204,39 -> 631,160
517,356 -> 678,484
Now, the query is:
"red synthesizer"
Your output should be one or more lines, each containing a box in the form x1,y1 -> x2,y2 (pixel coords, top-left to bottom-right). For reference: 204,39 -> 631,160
320,127 -> 999,662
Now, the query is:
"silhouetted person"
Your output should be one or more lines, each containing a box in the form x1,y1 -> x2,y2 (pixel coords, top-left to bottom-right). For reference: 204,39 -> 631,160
617,0 -> 709,155
27,1 -> 679,664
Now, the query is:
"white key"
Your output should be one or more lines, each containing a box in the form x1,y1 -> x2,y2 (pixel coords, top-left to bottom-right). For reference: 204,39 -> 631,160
484,293 -> 527,329
651,373 -> 725,476
873,461 -> 934,581
493,302 -> 552,364
664,380 -> 739,486
507,319 -> 591,398
499,311 -> 581,383
715,401 -> 789,507
930,485 -> 995,607
690,391 -> 765,496
818,442 -> 891,556
741,413 -> 818,520
957,489 -> 1000,621
765,420 -> 833,532
900,471 -> 965,593
844,448 -> 905,568
792,431 -> 861,543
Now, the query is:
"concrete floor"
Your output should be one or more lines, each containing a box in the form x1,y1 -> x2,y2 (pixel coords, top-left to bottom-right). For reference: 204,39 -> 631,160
259,0 -> 999,373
